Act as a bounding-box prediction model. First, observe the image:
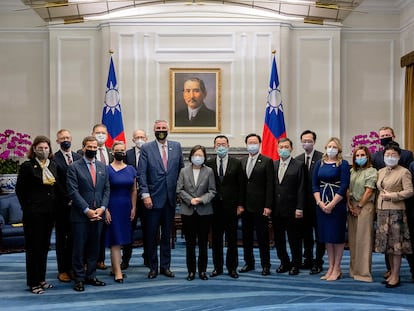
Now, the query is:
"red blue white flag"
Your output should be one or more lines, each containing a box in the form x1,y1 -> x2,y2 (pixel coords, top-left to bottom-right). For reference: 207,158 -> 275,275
261,55 -> 286,160
102,56 -> 126,148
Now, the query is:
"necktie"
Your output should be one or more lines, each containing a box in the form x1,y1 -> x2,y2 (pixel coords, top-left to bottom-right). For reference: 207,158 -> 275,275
99,147 -> 106,165
246,157 -> 254,178
306,156 -> 310,170
162,144 -> 168,171
219,158 -> 224,182
89,162 -> 96,187
66,153 -> 73,165
278,162 -> 286,182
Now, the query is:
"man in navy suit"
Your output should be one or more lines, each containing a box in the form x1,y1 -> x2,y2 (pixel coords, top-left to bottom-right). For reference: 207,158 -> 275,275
54,129 -> 81,283
295,130 -> 325,274
137,120 -> 184,279
122,129 -> 148,269
273,137 -> 306,276
67,136 -> 110,292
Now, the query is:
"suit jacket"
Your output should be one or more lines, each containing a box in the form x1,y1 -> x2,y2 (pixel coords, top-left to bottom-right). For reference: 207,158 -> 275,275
54,150 -> 82,204
176,164 -> 216,216
273,158 -> 306,218
66,158 -> 110,223
376,165 -> 413,211
295,150 -> 323,205
241,154 -> 273,213
137,139 -> 184,208
206,156 -> 245,210
15,158 -> 58,214
125,147 -> 139,169
372,148 -> 413,170
175,104 -> 216,127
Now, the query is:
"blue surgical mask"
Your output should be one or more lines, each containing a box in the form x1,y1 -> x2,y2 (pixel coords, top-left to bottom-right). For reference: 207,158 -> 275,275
191,156 -> 204,166
278,149 -> 291,159
246,144 -> 259,155
216,146 -> 228,158
355,157 -> 367,167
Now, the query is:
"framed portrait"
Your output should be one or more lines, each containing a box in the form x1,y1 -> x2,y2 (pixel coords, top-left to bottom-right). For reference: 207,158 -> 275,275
170,68 -> 221,133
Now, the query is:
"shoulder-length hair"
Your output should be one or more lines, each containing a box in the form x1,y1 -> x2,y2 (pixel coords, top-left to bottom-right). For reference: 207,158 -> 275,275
351,145 -> 372,170
27,135 -> 53,160
321,137 -> 343,167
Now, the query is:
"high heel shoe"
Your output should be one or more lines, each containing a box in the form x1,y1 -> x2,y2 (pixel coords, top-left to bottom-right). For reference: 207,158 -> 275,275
115,277 -> 124,283
326,273 -> 343,281
320,274 -> 329,280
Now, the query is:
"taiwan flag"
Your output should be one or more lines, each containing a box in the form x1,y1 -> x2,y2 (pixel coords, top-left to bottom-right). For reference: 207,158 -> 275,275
261,55 -> 286,160
102,56 -> 126,148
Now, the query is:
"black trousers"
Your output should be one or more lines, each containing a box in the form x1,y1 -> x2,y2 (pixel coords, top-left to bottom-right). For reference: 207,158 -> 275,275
302,205 -> 325,266
273,215 -> 302,268
241,211 -> 270,268
55,202 -> 72,273
181,212 -> 212,273
23,211 -> 54,287
211,205 -> 238,272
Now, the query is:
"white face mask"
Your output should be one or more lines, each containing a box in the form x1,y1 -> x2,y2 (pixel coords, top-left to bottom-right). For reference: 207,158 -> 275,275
95,133 -> 107,145
326,147 -> 338,158
384,156 -> 399,167
134,139 -> 145,148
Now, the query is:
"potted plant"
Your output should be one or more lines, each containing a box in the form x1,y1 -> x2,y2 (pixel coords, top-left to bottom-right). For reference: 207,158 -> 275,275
0,129 -> 31,193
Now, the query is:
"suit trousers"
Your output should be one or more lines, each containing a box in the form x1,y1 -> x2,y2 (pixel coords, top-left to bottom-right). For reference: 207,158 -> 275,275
143,203 -> 175,271
241,211 -> 270,268
23,211 -> 55,287
55,201 -> 73,273
347,202 -> 375,282
181,212 -> 212,273
273,215 -> 303,267
71,220 -> 103,282
302,204 -> 325,265
211,204 -> 238,272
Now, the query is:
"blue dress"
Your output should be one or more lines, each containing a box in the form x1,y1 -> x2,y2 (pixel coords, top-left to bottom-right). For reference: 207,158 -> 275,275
105,165 -> 137,247
312,159 -> 350,244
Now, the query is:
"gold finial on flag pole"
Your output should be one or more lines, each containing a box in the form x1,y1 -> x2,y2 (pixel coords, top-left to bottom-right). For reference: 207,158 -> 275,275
272,50 -> 276,54
109,49 -> 114,55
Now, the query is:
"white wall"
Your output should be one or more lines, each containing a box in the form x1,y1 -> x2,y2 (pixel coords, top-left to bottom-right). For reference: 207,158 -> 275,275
0,2 -> 413,157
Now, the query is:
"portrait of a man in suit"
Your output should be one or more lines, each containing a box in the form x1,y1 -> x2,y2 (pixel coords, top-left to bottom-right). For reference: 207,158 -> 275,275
170,69 -> 221,133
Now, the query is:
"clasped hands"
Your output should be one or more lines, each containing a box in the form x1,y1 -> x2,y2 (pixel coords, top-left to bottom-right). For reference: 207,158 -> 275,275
319,201 -> 334,214
86,208 -> 104,221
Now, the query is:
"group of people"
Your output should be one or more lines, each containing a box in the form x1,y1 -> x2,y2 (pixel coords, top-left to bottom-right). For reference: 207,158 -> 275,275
14,122 -> 414,294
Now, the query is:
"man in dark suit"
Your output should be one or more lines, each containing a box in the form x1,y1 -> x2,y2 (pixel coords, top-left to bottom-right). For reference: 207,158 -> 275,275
122,129 -> 148,269
371,126 -> 414,280
295,130 -> 325,274
54,129 -> 82,283
175,78 -> 216,127
273,137 -> 306,276
137,120 -> 184,279
67,136 -> 110,292
206,135 -> 245,279
239,133 -> 273,276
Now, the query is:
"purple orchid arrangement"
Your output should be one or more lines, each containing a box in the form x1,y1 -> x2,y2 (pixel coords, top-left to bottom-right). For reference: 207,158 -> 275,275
351,131 -> 382,156
0,129 -> 31,174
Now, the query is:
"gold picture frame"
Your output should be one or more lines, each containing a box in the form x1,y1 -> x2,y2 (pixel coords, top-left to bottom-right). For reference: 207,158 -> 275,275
170,68 -> 221,133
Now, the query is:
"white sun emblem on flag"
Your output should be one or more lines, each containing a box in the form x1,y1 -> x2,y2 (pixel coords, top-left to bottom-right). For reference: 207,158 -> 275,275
104,83 -> 121,115
266,87 -> 283,114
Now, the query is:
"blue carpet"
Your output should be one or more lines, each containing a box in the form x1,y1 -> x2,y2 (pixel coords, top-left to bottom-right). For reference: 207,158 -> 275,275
1,239 -> 414,311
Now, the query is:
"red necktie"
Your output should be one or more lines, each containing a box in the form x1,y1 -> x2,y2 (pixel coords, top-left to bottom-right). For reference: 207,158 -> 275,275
89,162 -> 96,187
162,144 -> 168,171
66,153 -> 73,165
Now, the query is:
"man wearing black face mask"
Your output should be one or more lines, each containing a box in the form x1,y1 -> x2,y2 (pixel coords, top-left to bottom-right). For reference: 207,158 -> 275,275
67,136 -> 110,292
137,120 -> 184,279
371,126 -> 414,281
54,129 -> 82,283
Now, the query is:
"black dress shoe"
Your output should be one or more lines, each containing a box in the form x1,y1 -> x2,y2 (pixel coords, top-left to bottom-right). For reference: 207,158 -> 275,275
261,267 -> 270,276
229,270 -> 239,279
148,270 -> 158,279
385,281 -> 400,288
239,265 -> 254,273
160,269 -> 175,278
199,272 -> 208,280
73,281 -> 84,292
186,272 -> 195,281
301,261 -> 312,269
310,264 -> 323,275
120,262 -> 129,270
276,264 -> 290,273
210,269 -> 223,277
289,267 -> 299,275
85,278 -> 105,286
115,278 -> 123,283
